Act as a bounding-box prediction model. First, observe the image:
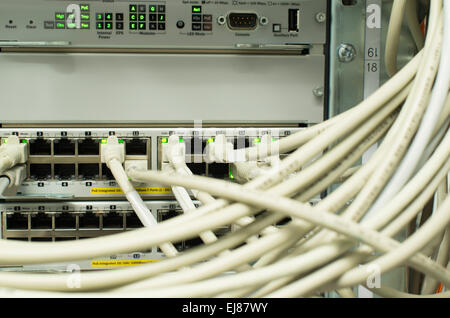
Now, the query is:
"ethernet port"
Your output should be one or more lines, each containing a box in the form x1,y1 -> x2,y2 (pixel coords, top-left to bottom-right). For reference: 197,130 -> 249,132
185,237 -> 203,249
7,238 -> 28,241
79,212 -> 100,229
126,139 -> 147,155
103,212 -> 124,229
78,164 -> 99,180
55,237 -> 76,241
186,163 -> 206,176
158,241 -> 184,253
78,138 -> 99,156
208,163 -> 229,179
30,164 -> 51,180
54,164 -> 75,180
234,137 -> 250,149
30,213 -> 53,230
102,163 -> 114,180
126,212 -> 143,229
31,237 -> 53,242
54,138 -> 75,156
158,209 -> 182,222
190,137 -> 207,155
29,138 -> 51,155
54,213 -> 76,230
6,213 -> 29,230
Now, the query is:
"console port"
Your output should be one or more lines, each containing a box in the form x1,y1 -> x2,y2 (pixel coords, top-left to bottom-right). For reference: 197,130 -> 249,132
30,213 -> 52,230
78,164 -> 99,180
79,212 -> 100,229
208,163 -> 229,179
78,138 -> 99,155
288,9 -> 300,32
185,237 -> 203,249
54,138 -> 75,155
186,163 -> 206,176
54,164 -> 75,180
126,139 -> 147,155
103,211 -> 124,229
102,163 -> 114,180
29,138 -> 51,155
158,209 -> 182,222
31,237 -> 53,242
126,212 -> 143,228
54,212 -> 76,230
30,164 -> 51,180
227,12 -> 258,30
6,213 -> 29,230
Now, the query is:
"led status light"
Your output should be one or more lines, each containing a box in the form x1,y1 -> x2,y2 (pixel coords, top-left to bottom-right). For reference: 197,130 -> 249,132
229,172 -> 235,180
118,139 -> 124,144
161,138 -> 168,144
101,139 -> 108,144
192,6 -> 202,14
150,5 -> 157,13
207,138 -> 215,144
253,138 -> 261,144
179,138 -> 184,143
80,5 -> 90,11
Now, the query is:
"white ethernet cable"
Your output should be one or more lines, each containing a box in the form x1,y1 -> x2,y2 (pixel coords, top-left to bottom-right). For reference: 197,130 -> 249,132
0,136 -> 28,174
0,165 -> 27,197
101,136 -> 178,257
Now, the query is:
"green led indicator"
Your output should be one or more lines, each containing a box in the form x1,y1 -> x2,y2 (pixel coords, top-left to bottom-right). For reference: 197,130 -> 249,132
101,139 -> 107,144
192,6 -> 202,13
3,139 -> 7,144
106,22 -> 112,29
81,14 -> 90,20
161,138 -> 168,144
229,172 -> 235,180
21,139 -> 28,144
150,6 -> 156,12
272,138 -> 276,142
253,138 -> 261,144
80,5 -> 90,11
56,22 -> 65,29
55,13 -> 65,20
179,138 -> 184,143
118,139 -> 124,144
207,138 -> 215,144
130,5 -> 137,12
81,23 -> 90,29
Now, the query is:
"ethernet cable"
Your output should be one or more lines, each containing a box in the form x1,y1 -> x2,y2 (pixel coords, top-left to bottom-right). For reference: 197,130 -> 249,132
0,136 -> 28,174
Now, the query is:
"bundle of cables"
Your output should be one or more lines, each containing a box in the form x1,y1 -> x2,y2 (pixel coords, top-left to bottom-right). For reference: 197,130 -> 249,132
0,0 -> 449,298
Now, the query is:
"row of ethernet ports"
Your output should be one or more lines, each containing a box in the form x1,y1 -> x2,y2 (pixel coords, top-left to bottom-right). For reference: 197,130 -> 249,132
28,138 -> 148,156
27,162 -> 231,180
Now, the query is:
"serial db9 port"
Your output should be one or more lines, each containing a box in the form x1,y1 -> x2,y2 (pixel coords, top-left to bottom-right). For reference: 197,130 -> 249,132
227,13 -> 258,30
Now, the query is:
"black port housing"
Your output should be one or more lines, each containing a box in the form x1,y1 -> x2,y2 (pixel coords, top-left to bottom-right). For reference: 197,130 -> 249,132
126,139 -> 147,155
54,164 -> 75,180
103,212 -> 124,229
54,138 -> 75,155
190,137 -> 206,155
31,237 -> 53,242
208,163 -> 229,179
102,163 -> 114,180
30,164 -> 51,180
54,213 -> 76,229
78,138 -> 99,155
276,217 -> 292,226
126,213 -> 143,228
234,137 -> 250,149
78,164 -> 99,180
31,213 -> 52,230
228,12 -> 258,30
288,9 -> 299,32
7,238 -> 29,241
79,212 -> 100,229
158,210 -> 181,222
6,213 -> 28,230
186,163 -> 206,176
185,237 -> 203,249
55,237 -> 76,241
29,138 -> 51,155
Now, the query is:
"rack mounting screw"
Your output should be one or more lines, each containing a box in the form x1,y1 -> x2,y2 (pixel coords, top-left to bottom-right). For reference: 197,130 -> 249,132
315,12 -> 326,23
337,43 -> 356,63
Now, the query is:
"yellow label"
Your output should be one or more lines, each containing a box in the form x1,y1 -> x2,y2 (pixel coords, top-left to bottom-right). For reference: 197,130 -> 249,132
91,187 -> 171,195
92,259 -> 160,267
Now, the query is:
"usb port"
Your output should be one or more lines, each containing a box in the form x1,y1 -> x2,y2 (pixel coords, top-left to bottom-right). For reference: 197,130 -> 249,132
288,9 -> 299,32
